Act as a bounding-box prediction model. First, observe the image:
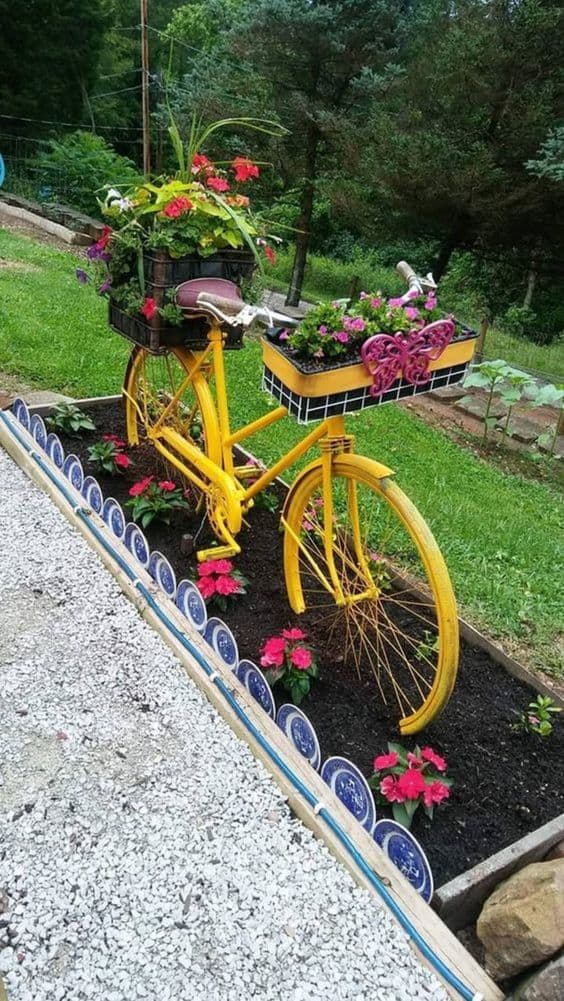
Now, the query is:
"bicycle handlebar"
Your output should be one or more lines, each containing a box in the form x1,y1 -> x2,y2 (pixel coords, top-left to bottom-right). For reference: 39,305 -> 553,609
196,292 -> 243,315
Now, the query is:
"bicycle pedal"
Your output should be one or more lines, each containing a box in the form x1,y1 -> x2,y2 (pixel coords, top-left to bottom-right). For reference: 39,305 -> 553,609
197,544 -> 240,562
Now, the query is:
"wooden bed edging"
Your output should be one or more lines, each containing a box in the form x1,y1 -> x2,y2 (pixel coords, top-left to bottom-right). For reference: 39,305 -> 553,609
0,412 -> 502,1001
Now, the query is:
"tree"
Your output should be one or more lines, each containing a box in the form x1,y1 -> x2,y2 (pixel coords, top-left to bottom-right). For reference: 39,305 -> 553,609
360,0 -> 564,282
0,0 -> 106,129
527,127 -> 564,183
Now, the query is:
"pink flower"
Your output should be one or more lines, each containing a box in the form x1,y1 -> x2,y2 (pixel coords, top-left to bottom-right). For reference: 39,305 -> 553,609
103,434 -> 126,446
192,153 -> 213,174
140,297 -> 157,321
407,752 -> 423,769
196,576 -> 217,600
332,331 -> 349,344
313,348 -> 324,359
207,176 -> 230,193
261,648 -> 285,668
424,297 -> 437,311
158,480 -> 176,492
282,628 -> 307,641
423,781 -> 450,807
387,297 -> 404,308
359,291 -> 368,300
214,559 -> 235,575
404,307 -> 420,322
380,775 -> 405,803
279,331 -> 290,341
397,769 -> 426,800
318,325 -> 328,335
232,156 -> 260,182
215,574 -> 240,596
528,715 -> 540,726
264,245 -> 276,265
114,453 -> 131,469
421,747 -> 447,773
129,476 -> 153,497
290,646 -> 312,670
373,751 -> 399,771
262,636 -> 286,656
370,297 -> 382,308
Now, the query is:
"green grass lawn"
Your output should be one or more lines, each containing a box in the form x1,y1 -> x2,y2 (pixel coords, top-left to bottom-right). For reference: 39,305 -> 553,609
1,226 -> 563,677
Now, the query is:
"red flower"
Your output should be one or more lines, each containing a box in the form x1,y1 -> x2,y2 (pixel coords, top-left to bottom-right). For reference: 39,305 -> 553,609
290,646 -> 312,670
380,775 -> 405,803
158,480 -> 176,492
264,245 -> 276,266
215,574 -> 240,596
423,781 -> 450,808
140,297 -> 157,321
397,769 -> 426,800
206,176 -> 230,193
192,153 -> 213,175
103,433 -> 125,447
97,225 -> 112,250
197,576 -> 217,600
421,746 -> 447,772
282,627 -> 306,641
232,156 -> 260,182
129,476 -> 153,497
163,196 -> 193,219
115,453 -> 131,469
373,751 -> 399,772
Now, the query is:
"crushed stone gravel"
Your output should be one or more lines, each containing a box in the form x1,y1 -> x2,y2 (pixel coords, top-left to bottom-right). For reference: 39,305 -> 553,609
0,446 -> 448,1001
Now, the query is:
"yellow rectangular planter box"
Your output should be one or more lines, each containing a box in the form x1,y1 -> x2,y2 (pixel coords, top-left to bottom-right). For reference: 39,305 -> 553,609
262,328 -> 477,424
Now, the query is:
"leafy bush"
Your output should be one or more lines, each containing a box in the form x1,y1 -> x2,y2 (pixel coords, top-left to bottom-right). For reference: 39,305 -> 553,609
267,247 -> 401,302
500,305 -> 538,340
35,131 -> 139,217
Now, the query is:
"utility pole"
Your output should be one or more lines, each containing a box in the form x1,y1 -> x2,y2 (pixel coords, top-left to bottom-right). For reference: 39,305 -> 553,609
140,0 -> 151,176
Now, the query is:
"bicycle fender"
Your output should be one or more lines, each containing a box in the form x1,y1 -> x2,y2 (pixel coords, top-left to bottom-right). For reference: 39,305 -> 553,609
282,453 -> 394,519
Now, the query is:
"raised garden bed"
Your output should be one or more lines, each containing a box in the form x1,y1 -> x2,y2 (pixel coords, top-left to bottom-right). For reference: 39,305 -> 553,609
53,397 -> 564,889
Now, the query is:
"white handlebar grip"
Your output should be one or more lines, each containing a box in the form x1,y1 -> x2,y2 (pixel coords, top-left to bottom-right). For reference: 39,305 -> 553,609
396,260 -> 418,284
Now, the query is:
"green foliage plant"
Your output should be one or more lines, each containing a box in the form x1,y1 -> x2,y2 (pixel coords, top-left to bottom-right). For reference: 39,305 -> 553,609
36,132 -> 139,218
87,434 -> 132,475
462,361 -> 535,446
512,695 -> 562,738
46,403 -> 96,437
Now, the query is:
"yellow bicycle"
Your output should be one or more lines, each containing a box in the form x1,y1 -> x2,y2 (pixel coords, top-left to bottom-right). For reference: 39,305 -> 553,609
122,266 -> 464,734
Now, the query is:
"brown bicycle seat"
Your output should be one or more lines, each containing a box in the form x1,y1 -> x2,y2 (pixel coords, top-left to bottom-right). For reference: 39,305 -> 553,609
175,277 -> 242,313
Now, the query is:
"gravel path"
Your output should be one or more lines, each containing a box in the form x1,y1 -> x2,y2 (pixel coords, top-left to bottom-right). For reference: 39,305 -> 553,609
0,446 -> 447,1001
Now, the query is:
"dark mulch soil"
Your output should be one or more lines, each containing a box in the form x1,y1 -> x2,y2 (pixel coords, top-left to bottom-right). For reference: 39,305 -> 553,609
58,401 -> 564,887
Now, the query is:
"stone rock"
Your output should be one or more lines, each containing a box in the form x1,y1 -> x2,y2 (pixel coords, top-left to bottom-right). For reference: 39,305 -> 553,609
428,385 -> 468,403
538,434 -> 564,459
497,416 -> 539,444
477,860 -> 564,979
455,395 -> 508,420
515,953 -> 564,1001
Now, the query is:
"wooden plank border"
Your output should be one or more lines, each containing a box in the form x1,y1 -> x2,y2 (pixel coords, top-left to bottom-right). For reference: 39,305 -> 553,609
0,413 -> 501,1001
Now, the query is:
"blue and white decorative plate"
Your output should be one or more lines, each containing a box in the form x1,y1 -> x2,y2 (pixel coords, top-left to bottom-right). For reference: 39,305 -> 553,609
372,819 -> 434,903
12,397 -> 30,429
46,433 -> 65,468
235,658 -> 259,681
62,453 -> 84,492
30,414 -> 47,450
320,756 -> 376,833
203,617 -> 238,670
82,476 -> 103,514
176,579 -> 207,632
148,550 -> 177,598
101,497 -> 125,540
276,704 -> 321,770
241,666 -> 276,718
124,523 -> 150,568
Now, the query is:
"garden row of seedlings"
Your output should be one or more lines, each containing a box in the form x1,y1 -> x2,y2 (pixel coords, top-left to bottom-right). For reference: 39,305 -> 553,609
9,395 -> 447,906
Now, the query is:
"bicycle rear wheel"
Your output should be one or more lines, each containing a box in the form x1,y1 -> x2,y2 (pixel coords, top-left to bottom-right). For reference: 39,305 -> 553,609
283,454 -> 459,734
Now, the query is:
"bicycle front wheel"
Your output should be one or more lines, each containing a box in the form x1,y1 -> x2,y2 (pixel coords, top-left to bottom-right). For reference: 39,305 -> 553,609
123,346 -> 221,466
283,454 -> 459,734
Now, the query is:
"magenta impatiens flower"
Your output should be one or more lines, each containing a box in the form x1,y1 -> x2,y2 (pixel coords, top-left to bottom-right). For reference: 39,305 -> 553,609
373,751 -> 399,771
421,746 -> 447,772
196,559 -> 246,610
370,741 -> 452,829
258,630 -> 318,704
129,476 -> 154,497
